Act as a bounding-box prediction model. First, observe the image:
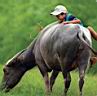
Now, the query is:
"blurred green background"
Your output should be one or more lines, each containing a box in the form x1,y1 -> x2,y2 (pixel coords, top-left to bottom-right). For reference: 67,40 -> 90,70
0,0 -> 97,72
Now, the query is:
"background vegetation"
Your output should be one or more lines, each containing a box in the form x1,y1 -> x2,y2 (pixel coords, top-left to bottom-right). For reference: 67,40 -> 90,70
0,65 -> 97,96
0,0 -> 97,64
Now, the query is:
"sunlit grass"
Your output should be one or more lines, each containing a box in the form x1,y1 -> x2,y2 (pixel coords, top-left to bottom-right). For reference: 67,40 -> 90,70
0,64 -> 97,96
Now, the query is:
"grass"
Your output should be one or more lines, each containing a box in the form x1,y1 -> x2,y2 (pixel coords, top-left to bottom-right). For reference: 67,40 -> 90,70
0,64 -> 97,96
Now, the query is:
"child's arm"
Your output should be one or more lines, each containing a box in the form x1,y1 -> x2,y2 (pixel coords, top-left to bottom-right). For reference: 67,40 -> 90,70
63,19 -> 81,24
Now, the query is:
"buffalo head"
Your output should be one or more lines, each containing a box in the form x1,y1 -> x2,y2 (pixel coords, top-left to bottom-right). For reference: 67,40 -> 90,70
0,50 -> 26,92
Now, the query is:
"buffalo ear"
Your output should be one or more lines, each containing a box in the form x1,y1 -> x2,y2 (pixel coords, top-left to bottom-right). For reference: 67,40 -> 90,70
5,49 -> 25,67
6,56 -> 25,68
6,59 -> 16,67
6,58 -> 20,68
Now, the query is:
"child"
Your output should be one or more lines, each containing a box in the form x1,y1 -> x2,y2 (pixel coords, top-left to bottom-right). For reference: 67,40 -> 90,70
50,5 -> 97,40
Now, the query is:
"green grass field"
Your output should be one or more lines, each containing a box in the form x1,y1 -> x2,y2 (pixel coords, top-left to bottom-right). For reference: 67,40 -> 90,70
0,65 -> 97,96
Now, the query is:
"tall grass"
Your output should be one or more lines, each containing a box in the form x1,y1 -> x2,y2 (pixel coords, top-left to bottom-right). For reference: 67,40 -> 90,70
0,65 -> 97,96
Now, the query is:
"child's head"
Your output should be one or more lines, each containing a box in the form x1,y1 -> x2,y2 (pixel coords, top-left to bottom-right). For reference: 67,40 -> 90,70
56,12 -> 66,21
50,5 -> 68,21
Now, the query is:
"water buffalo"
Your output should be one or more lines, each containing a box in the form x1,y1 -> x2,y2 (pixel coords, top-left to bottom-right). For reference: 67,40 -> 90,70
0,23 -> 97,96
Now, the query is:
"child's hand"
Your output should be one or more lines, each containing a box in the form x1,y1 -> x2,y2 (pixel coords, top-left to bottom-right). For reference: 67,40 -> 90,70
63,21 -> 69,25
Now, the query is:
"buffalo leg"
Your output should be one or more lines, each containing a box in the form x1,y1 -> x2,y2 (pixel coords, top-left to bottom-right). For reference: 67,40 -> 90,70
78,50 -> 90,96
64,73 -> 71,95
78,64 -> 87,96
44,73 -> 50,93
62,72 -> 71,96
79,69 -> 85,96
50,70 -> 59,91
57,56 -> 72,96
38,65 -> 50,94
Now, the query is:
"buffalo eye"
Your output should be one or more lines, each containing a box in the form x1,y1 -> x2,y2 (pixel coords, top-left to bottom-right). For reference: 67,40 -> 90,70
3,67 -> 9,75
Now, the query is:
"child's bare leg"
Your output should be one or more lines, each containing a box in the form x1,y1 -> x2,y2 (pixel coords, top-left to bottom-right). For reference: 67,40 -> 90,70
88,26 -> 97,40
87,26 -> 97,66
